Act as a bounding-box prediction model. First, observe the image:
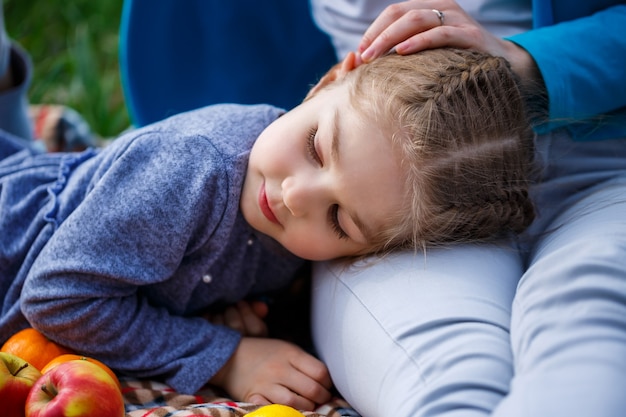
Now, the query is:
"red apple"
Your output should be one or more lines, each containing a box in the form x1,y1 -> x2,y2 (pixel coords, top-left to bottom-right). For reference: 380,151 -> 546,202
0,351 -> 43,417
25,359 -> 124,417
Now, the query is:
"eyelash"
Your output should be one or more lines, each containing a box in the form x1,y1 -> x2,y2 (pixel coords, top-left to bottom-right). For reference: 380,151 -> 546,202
307,128 -> 348,240
306,127 -> 322,165
329,205 -> 349,240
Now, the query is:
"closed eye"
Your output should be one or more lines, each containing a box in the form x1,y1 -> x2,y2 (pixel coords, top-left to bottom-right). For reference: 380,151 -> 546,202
306,127 -> 322,166
329,204 -> 348,240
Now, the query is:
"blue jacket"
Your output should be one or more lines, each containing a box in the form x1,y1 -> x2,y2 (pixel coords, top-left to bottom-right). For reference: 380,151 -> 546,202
0,104 -> 304,394
508,1 -> 626,140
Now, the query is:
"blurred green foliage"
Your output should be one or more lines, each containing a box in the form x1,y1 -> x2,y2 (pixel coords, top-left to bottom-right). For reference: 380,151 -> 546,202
5,0 -> 130,138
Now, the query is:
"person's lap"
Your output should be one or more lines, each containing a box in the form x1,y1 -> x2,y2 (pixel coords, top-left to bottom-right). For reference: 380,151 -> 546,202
312,243 -> 522,416
494,134 -> 626,416
312,131 -> 626,417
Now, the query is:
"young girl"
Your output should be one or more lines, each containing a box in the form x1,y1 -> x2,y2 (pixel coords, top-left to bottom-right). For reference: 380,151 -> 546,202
0,48 -> 535,409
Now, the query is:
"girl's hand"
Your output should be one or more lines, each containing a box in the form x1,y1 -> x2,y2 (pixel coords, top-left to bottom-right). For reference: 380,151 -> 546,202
210,337 -> 332,411
204,300 -> 269,337
358,0 -> 538,81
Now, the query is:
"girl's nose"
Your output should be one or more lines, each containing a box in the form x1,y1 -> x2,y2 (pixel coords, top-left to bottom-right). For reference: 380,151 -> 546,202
281,175 -> 325,217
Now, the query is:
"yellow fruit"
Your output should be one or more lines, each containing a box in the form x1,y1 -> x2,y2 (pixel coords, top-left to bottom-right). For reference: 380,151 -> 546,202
245,404 -> 306,417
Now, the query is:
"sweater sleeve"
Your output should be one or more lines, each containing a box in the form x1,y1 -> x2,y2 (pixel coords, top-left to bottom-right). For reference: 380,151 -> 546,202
21,132 -> 241,394
507,5 -> 626,139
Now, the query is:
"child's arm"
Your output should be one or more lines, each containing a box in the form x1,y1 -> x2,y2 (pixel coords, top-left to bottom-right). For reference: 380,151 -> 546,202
18,123 -> 291,396
210,337 -> 332,410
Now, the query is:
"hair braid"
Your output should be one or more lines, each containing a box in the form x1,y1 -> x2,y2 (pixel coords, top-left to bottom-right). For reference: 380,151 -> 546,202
346,48 -> 537,252
416,50 -> 536,245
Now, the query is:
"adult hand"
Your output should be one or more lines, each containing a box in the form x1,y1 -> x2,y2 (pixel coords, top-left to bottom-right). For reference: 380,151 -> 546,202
210,337 -> 333,410
203,300 -> 269,337
358,0 -> 538,82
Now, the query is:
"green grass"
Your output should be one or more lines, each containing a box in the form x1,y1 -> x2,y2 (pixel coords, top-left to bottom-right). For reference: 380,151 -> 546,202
5,0 -> 130,138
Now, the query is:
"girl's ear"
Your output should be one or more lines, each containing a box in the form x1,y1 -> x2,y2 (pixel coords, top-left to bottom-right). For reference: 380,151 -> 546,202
305,52 -> 359,99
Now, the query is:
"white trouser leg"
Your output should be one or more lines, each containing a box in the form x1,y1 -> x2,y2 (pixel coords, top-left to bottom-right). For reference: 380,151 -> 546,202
312,244 -> 523,417
494,134 -> 626,417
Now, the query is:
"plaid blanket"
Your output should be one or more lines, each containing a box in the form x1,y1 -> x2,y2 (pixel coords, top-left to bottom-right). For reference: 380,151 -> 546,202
122,378 -> 360,417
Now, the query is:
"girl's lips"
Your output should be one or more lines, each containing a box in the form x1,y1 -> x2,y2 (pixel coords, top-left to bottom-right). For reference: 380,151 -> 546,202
259,183 -> 280,225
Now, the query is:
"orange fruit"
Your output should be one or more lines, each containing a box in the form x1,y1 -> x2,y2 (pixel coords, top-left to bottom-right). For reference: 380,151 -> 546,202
41,354 -> 122,390
1,327 -> 75,371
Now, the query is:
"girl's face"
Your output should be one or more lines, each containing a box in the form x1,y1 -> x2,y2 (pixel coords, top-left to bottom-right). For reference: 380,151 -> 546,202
241,83 -> 407,261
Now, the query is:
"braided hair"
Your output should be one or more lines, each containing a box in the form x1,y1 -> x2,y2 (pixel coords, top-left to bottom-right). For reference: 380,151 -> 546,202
345,48 -> 536,253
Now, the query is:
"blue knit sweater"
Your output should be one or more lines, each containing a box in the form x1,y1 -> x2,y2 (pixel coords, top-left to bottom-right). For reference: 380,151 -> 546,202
0,103 -> 304,393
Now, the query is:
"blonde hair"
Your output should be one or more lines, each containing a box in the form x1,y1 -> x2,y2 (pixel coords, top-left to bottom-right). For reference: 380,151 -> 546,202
332,48 -> 536,254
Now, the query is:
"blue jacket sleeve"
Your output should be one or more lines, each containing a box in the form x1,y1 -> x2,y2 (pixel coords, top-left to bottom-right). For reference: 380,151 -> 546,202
20,133 -> 241,394
508,5 -> 626,140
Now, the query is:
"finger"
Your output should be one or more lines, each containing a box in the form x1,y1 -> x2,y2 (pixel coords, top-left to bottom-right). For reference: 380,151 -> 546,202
361,8 -> 446,62
394,25 -> 478,55
254,349 -> 332,407
277,370 -> 332,408
224,306 -> 245,333
358,1 -> 415,53
289,378 -> 332,407
249,300 -> 269,319
284,393 -> 317,412
291,354 -> 332,389
354,52 -> 364,67
247,393 -> 272,406
239,303 -> 269,337
255,383 -> 319,412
